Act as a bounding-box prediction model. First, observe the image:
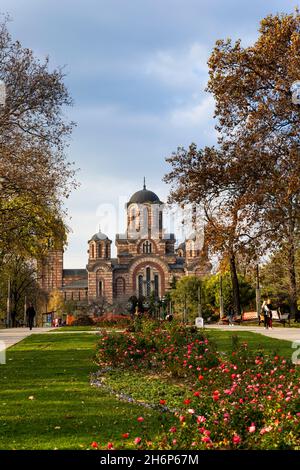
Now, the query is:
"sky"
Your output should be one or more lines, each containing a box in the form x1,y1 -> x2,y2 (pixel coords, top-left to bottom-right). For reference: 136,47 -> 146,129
0,0 -> 298,267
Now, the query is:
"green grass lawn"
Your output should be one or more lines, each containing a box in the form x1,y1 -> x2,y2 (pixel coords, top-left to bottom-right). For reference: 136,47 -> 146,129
99,330 -> 296,410
206,329 -> 294,359
0,333 -> 162,450
0,329 -> 296,450
51,326 -> 101,331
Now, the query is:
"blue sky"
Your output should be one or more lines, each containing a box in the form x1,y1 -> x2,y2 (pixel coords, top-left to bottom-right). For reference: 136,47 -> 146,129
1,0 -> 297,267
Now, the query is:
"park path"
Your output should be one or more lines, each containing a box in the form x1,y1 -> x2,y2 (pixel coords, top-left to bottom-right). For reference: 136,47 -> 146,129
1,325 -> 299,352
207,324 -> 300,342
0,327 -> 54,350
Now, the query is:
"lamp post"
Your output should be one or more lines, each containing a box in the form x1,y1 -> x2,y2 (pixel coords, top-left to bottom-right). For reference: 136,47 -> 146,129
256,264 -> 261,320
0,79 -> 6,106
219,273 -> 224,320
197,283 -> 202,318
6,278 -> 11,328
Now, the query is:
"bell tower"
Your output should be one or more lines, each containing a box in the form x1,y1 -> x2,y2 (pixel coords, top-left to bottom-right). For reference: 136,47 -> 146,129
39,240 -> 63,292
86,229 -> 113,303
88,227 -> 112,261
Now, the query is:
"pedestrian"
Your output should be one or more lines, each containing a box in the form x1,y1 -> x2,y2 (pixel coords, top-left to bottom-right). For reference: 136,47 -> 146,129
266,298 -> 273,329
11,310 -> 16,328
261,299 -> 270,329
26,303 -> 36,330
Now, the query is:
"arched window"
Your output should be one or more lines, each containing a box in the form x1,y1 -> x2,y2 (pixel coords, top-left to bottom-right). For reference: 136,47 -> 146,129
142,241 -> 152,254
97,243 -> 102,258
159,211 -> 163,230
98,280 -> 103,297
105,244 -> 110,258
138,274 -> 143,298
154,274 -> 159,298
146,267 -> 151,297
91,244 -> 95,258
129,206 -> 140,231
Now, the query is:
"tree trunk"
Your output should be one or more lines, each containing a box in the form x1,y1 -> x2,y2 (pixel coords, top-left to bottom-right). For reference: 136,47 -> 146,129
229,252 -> 241,316
286,227 -> 298,318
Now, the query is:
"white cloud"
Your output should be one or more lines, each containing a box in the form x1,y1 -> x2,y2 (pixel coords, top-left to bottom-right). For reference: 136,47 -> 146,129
170,94 -> 215,128
144,42 -> 209,89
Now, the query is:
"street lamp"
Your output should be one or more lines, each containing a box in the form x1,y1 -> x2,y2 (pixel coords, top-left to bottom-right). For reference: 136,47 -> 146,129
197,283 -> 202,318
256,264 -> 261,321
0,80 -> 6,107
219,273 -> 224,319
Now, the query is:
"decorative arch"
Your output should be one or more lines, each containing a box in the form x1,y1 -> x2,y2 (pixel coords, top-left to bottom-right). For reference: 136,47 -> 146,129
115,277 -> 126,297
130,259 -> 167,296
90,262 -> 112,273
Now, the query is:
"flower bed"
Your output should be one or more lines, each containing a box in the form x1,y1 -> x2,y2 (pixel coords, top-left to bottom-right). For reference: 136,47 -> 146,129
96,319 -> 219,374
93,320 -> 300,450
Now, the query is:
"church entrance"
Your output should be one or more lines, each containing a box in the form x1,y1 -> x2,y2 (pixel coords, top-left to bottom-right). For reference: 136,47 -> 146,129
135,265 -> 162,299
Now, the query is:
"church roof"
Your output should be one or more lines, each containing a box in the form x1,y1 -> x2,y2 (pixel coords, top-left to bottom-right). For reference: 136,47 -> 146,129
89,229 -> 110,242
127,178 -> 162,205
186,231 -> 197,241
176,242 -> 186,253
62,278 -> 88,289
63,269 -> 88,278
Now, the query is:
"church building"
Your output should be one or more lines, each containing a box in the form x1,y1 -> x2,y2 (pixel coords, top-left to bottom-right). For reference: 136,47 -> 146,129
39,182 -> 211,303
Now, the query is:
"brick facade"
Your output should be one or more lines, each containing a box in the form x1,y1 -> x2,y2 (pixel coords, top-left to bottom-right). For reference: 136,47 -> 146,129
40,185 -> 211,303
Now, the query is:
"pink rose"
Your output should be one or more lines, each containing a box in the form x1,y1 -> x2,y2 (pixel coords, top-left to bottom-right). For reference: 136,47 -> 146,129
232,434 -> 241,445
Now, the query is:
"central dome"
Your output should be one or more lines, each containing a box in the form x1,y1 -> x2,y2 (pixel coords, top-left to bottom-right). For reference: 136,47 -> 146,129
128,179 -> 162,205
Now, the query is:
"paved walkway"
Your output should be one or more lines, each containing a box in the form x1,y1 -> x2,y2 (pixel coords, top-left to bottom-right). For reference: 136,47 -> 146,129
0,327 -> 54,350
207,324 -> 300,342
1,325 -> 299,352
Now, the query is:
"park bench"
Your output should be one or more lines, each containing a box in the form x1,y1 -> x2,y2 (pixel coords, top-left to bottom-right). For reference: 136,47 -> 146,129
220,314 -> 242,325
242,311 -> 259,323
220,309 -> 290,326
220,311 -> 258,325
258,309 -> 290,326
270,310 -> 290,326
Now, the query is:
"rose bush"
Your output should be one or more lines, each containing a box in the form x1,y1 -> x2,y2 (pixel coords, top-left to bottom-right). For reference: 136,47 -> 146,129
96,319 -> 219,374
93,320 -> 300,449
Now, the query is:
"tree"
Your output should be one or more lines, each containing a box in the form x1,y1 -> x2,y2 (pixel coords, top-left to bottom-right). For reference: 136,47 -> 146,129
166,11 -> 300,318
0,16 -> 76,259
165,144 -> 265,316
206,11 -> 300,317
259,246 -> 300,310
47,289 -> 65,316
171,275 -> 202,321
204,272 -> 255,314
0,255 -> 44,326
